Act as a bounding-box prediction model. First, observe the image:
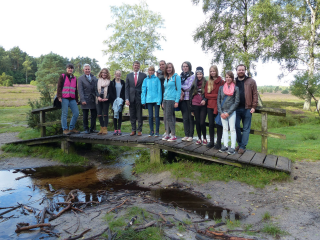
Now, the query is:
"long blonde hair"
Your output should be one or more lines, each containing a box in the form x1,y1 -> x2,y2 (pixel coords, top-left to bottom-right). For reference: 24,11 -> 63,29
207,65 -> 219,93
98,68 -> 111,80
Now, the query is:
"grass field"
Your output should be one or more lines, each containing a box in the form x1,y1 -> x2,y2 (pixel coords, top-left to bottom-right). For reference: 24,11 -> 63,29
0,84 -> 40,107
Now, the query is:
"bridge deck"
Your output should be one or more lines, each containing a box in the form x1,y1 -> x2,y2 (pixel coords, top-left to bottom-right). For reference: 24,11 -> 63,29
8,132 -> 291,173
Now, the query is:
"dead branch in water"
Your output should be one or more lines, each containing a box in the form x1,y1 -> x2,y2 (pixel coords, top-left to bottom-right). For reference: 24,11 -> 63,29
106,199 -> 127,214
15,223 -> 51,233
49,204 -> 71,221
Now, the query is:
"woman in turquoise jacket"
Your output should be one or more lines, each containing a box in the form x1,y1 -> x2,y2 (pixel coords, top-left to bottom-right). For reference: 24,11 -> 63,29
141,66 -> 162,137
162,63 -> 181,142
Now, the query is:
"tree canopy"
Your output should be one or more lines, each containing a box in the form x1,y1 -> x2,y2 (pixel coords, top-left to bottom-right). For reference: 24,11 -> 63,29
103,2 -> 166,73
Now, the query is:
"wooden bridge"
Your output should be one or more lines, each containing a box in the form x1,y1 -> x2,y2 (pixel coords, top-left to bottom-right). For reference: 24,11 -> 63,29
7,105 -> 292,173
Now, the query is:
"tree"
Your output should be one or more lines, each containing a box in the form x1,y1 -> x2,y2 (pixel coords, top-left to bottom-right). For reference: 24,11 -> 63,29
35,53 -> 67,102
192,0 -> 282,75
290,72 -> 320,115
270,0 -> 320,110
0,72 -> 13,86
103,1 -> 166,73
22,56 -> 32,84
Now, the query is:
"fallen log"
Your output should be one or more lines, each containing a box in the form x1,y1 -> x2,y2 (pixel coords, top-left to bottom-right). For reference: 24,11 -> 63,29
106,199 -> 127,214
15,223 -> 51,233
0,205 -> 21,217
23,206 -> 33,213
39,207 -> 47,224
15,175 -> 28,181
149,180 -> 163,186
57,201 -> 100,205
134,220 -> 156,231
49,204 -> 71,221
197,229 -> 255,240
63,229 -> 91,240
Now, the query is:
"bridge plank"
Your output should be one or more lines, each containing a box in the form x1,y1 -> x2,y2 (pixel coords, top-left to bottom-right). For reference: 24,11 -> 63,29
137,136 -> 160,144
183,143 -> 202,152
215,151 -> 229,159
193,146 -> 211,154
275,156 -> 290,172
263,155 -> 278,169
226,153 -> 242,161
161,138 -> 183,147
203,148 -> 219,157
172,140 -> 194,149
250,153 -> 266,166
109,133 -> 131,142
238,151 -> 256,164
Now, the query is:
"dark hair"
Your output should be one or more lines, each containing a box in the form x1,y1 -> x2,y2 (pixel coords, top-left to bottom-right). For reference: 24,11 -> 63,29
236,64 -> 246,71
225,71 -> 236,84
165,63 -> 175,78
159,60 -> 166,65
66,63 -> 74,69
133,61 -> 140,65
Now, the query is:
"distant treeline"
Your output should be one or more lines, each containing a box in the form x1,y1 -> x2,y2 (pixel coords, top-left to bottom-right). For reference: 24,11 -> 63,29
0,46 -> 101,86
258,86 -> 290,94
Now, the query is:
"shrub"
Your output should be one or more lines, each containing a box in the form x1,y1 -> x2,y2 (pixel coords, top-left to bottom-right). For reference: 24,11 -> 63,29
281,89 -> 289,94
30,80 -> 37,86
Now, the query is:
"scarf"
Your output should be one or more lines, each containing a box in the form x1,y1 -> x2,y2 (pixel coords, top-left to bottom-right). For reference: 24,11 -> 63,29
180,71 -> 194,84
223,82 -> 235,96
98,78 -> 110,99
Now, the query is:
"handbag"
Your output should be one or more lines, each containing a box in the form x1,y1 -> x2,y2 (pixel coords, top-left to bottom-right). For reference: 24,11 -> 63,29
215,96 -> 228,126
53,95 -> 62,109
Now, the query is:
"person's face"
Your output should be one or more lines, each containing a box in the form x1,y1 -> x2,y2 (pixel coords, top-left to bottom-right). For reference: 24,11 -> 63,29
166,65 -> 173,74
210,68 -> 217,78
66,67 -> 73,74
115,71 -> 121,79
197,72 -> 203,80
101,71 -> 108,79
148,69 -> 155,76
182,63 -> 189,73
225,74 -> 233,84
84,66 -> 91,75
133,63 -> 140,72
159,61 -> 166,71
237,66 -> 246,78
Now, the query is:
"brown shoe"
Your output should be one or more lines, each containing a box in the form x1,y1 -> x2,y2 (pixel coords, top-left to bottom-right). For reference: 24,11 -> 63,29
97,127 -> 103,135
235,146 -> 240,151
130,131 -> 136,136
69,129 -> 80,134
238,148 -> 246,154
63,130 -> 71,135
137,132 -> 142,136
102,127 -> 108,135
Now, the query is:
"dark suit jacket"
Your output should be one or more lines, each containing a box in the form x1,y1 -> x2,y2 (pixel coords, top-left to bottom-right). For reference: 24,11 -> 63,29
125,72 -> 147,103
78,74 -> 98,109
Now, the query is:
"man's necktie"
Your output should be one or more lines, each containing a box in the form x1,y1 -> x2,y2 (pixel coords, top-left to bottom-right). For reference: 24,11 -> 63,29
134,72 -> 137,86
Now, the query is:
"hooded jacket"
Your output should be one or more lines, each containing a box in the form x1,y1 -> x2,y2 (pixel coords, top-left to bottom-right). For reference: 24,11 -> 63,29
163,73 -> 181,103
141,74 -> 162,105
204,76 -> 225,114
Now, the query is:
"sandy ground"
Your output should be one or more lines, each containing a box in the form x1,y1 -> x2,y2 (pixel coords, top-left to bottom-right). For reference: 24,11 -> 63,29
1,132 -> 320,239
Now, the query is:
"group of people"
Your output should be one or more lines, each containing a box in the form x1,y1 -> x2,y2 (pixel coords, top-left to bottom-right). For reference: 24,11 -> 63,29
57,60 -> 257,155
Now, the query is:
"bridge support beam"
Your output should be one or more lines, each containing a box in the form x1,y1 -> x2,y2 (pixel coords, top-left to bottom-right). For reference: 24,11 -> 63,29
150,148 -> 161,163
61,140 -> 74,154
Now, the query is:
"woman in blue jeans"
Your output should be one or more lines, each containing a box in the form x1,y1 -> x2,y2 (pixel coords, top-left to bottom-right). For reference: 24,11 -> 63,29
217,71 -> 240,155
141,66 -> 162,137
57,63 -> 79,135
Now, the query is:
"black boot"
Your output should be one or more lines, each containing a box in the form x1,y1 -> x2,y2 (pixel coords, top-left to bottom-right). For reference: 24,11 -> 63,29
207,141 -> 214,148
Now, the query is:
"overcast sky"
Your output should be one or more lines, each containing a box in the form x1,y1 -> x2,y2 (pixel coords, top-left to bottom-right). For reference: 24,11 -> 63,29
1,0 -> 293,86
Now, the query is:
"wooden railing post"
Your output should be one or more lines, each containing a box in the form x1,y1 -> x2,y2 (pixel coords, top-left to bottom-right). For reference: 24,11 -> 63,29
261,112 -> 268,154
40,110 -> 46,137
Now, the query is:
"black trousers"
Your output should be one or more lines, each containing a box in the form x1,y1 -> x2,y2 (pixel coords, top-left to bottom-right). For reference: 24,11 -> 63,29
97,101 -> 109,127
113,111 -> 123,130
193,105 -> 207,139
129,101 -> 143,132
180,100 -> 194,137
82,108 -> 97,131
207,107 -> 222,146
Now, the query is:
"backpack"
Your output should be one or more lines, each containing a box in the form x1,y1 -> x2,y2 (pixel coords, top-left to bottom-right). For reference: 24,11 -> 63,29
53,74 -> 68,109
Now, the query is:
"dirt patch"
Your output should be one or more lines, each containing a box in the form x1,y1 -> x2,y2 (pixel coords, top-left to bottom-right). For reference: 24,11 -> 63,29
136,162 -> 320,239
290,110 -> 305,115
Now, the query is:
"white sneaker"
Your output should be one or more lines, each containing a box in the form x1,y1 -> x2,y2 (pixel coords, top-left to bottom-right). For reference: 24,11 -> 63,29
182,136 -> 188,141
187,137 -> 193,142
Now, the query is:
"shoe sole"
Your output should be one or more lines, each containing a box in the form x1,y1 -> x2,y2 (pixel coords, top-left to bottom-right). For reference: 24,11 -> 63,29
167,139 -> 176,142
227,152 -> 235,155
219,150 -> 228,153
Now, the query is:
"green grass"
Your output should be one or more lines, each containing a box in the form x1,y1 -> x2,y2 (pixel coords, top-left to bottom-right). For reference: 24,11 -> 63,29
1,143 -> 87,164
134,150 -> 290,188
261,222 -> 287,236
262,212 -> 271,221
226,220 -> 241,230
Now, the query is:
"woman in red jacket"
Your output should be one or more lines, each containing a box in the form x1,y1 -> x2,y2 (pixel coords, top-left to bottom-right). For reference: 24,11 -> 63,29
204,65 -> 224,148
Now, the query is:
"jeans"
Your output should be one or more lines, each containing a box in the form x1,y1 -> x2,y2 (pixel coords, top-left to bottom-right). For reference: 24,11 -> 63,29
147,103 -> 160,133
163,100 -> 176,136
207,108 -> 222,146
180,100 -> 194,137
221,111 -> 236,148
193,105 -> 207,139
82,108 -> 97,131
61,98 -> 79,130
97,101 -> 109,127
235,108 -> 252,149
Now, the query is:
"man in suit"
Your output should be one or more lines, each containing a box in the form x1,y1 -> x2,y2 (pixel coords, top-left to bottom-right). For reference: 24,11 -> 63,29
125,61 -> 147,136
78,64 -> 98,134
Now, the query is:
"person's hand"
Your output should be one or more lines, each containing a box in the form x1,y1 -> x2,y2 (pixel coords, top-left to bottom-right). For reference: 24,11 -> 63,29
174,102 -> 179,108
200,100 -> 206,105
103,98 -> 108,102
191,111 -> 194,116
224,113 -> 229,118
82,101 -> 87,105
162,104 -> 164,109
221,113 -> 226,119
98,97 -> 102,102
250,108 -> 255,114
142,104 -> 145,108
58,97 -> 62,102
126,100 -> 130,106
